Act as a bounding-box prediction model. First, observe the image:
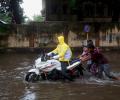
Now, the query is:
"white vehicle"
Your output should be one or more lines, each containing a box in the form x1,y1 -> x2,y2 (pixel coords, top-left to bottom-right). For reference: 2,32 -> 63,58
25,54 -> 83,82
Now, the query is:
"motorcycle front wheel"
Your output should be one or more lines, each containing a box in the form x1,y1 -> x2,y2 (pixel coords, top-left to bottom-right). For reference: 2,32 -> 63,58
25,72 -> 39,82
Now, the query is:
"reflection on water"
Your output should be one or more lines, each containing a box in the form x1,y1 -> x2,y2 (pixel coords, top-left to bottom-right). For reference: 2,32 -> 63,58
0,52 -> 120,100
20,88 -> 36,100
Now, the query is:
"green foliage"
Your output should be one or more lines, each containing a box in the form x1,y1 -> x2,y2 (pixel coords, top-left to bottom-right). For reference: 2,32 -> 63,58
0,13 -> 12,23
0,0 -> 24,24
33,15 -> 45,22
69,0 -> 76,8
0,24 -> 9,35
0,27 -> 7,33
0,0 -> 11,23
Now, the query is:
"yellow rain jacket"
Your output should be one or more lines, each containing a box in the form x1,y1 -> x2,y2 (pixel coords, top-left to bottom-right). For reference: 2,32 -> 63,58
52,36 -> 72,61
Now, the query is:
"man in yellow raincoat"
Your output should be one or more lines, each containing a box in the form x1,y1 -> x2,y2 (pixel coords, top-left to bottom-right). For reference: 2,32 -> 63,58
47,35 -> 73,81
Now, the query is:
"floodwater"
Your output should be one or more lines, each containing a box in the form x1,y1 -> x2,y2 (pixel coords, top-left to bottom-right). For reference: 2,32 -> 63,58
0,51 -> 120,100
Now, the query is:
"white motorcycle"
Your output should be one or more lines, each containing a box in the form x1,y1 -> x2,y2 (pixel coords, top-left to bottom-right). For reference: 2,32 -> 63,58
25,54 -> 83,82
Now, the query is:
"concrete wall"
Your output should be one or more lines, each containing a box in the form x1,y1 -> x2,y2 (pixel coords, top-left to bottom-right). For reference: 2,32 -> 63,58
0,23 -> 120,48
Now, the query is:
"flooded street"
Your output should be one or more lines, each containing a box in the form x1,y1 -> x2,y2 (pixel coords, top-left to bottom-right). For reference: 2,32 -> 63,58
0,52 -> 120,100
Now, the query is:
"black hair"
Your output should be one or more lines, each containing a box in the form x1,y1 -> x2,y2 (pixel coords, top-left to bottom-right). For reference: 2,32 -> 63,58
87,39 -> 95,49
87,40 -> 94,46
87,44 -> 95,50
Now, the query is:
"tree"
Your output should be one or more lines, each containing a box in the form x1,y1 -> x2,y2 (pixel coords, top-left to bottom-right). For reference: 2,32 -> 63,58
0,0 -> 11,23
0,0 -> 24,24
33,15 -> 45,22
9,0 -> 24,24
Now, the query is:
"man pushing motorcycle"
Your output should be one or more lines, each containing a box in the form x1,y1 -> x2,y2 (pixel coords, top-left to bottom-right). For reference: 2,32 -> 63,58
47,35 -> 73,81
80,43 -> 120,80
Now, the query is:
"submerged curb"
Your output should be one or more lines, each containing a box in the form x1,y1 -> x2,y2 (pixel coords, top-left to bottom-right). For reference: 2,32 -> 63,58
0,47 -> 120,53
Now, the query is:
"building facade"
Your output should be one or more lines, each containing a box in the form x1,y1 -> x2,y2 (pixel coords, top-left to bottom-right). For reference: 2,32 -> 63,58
42,0 -> 120,22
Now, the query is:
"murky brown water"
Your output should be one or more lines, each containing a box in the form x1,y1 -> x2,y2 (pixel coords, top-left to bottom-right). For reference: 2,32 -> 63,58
0,52 -> 120,100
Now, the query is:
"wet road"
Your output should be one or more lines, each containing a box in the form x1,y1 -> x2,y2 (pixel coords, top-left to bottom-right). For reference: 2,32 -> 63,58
0,52 -> 120,100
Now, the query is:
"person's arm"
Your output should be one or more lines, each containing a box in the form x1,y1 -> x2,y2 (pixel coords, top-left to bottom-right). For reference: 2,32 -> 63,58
48,47 -> 60,59
52,44 -> 70,59
51,45 -> 67,59
47,46 -> 58,56
80,53 -> 91,62
52,46 -> 58,54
